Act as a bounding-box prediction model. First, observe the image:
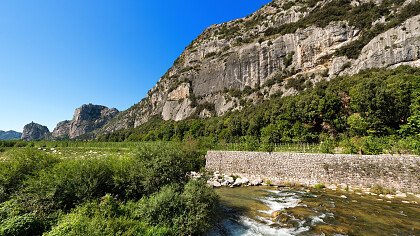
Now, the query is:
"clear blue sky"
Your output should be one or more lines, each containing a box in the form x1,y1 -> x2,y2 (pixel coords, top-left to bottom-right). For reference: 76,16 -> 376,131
0,0 -> 271,132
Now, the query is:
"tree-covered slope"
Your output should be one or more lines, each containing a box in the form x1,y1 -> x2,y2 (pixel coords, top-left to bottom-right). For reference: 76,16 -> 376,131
99,66 -> 420,154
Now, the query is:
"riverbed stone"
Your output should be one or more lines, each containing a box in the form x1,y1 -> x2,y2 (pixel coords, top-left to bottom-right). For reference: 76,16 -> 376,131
251,179 -> 263,186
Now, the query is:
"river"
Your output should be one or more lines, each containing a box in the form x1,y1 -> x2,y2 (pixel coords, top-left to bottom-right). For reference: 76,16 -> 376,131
208,186 -> 420,236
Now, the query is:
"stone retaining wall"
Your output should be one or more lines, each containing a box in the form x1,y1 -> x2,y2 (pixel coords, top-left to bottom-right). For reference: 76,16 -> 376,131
205,151 -> 420,193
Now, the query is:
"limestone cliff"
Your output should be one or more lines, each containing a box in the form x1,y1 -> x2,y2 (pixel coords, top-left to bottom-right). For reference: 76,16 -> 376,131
101,0 -> 420,134
52,104 -> 118,139
21,122 -> 50,141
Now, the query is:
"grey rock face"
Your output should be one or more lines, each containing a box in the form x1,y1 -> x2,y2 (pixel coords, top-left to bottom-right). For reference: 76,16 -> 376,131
52,104 -> 119,139
101,0 -> 420,134
51,120 -> 71,139
21,122 -> 50,141
0,130 -> 22,140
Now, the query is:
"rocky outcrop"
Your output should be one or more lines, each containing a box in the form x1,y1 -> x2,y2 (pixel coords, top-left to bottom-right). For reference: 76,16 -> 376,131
51,121 -> 71,139
100,0 -> 420,134
0,130 -> 22,140
21,122 -> 50,141
52,104 -> 118,139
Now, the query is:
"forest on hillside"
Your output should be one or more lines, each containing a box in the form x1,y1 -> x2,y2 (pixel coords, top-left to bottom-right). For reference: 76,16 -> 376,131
98,66 -> 420,155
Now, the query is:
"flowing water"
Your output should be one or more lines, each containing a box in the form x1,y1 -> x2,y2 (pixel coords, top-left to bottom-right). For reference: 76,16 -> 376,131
208,187 -> 420,236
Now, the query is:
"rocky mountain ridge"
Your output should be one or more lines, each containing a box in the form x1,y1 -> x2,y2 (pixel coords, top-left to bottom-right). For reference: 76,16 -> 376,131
0,130 -> 22,140
21,104 -> 118,141
52,104 -> 119,139
99,0 -> 420,134
21,122 -> 50,141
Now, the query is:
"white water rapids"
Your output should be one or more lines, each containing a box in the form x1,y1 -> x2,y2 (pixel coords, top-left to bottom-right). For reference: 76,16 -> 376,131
207,189 -> 329,236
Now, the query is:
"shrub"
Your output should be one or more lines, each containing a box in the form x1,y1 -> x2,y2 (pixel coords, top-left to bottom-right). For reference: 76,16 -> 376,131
173,180 -> 218,235
18,157 -> 115,214
45,196 -> 170,236
360,136 -> 388,155
131,185 -> 182,227
134,142 -> 204,194
319,134 -> 336,154
0,149 -> 60,202
314,183 -> 326,189
0,214 -> 43,236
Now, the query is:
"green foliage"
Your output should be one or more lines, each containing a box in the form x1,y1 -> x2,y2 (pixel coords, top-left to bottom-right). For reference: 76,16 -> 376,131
16,142 -> 204,216
240,135 -> 260,151
134,142 -> 204,194
319,134 -> 336,154
0,142 -> 216,235
204,52 -> 218,59
0,213 -> 43,236
18,157 -> 116,214
285,76 -> 306,91
314,183 -> 326,189
347,113 -> 368,136
173,180 -> 218,235
0,149 -> 60,202
45,196 -> 170,236
46,180 -> 217,236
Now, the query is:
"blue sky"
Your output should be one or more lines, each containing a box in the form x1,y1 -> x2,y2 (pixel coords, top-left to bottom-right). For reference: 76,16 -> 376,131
0,0 -> 271,132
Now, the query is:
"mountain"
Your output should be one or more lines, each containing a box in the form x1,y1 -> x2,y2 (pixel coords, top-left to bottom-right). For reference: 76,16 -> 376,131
52,104 -> 119,139
21,122 -> 50,141
0,130 -> 22,140
99,0 -> 420,135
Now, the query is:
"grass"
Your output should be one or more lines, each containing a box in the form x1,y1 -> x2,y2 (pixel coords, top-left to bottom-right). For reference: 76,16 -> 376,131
314,183 -> 326,189
370,184 -> 396,195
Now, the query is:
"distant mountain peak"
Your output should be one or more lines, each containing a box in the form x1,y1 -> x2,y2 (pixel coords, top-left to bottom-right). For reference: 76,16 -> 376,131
0,130 -> 22,140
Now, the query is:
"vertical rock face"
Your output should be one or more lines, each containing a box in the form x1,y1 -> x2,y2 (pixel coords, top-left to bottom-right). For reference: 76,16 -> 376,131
52,104 -> 119,139
21,122 -> 50,141
0,130 -> 22,140
96,0 -> 420,134
51,121 -> 71,139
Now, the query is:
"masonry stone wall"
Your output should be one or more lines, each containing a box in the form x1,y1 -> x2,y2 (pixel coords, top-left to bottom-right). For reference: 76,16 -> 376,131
205,151 -> 420,193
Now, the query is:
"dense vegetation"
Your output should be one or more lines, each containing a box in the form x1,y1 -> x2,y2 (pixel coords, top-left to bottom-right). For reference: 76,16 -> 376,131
0,142 -> 217,235
98,66 -> 420,155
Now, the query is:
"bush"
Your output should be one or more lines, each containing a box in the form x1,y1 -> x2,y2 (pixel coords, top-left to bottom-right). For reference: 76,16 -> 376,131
131,185 -> 182,227
173,180 -> 218,235
18,157 -> 116,214
46,179 -> 218,236
134,142 -> 204,194
45,196 -> 170,236
360,136 -> 388,155
314,183 -> 326,189
319,136 -> 335,154
0,214 -> 43,236
130,180 -> 218,236
0,149 -> 60,202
